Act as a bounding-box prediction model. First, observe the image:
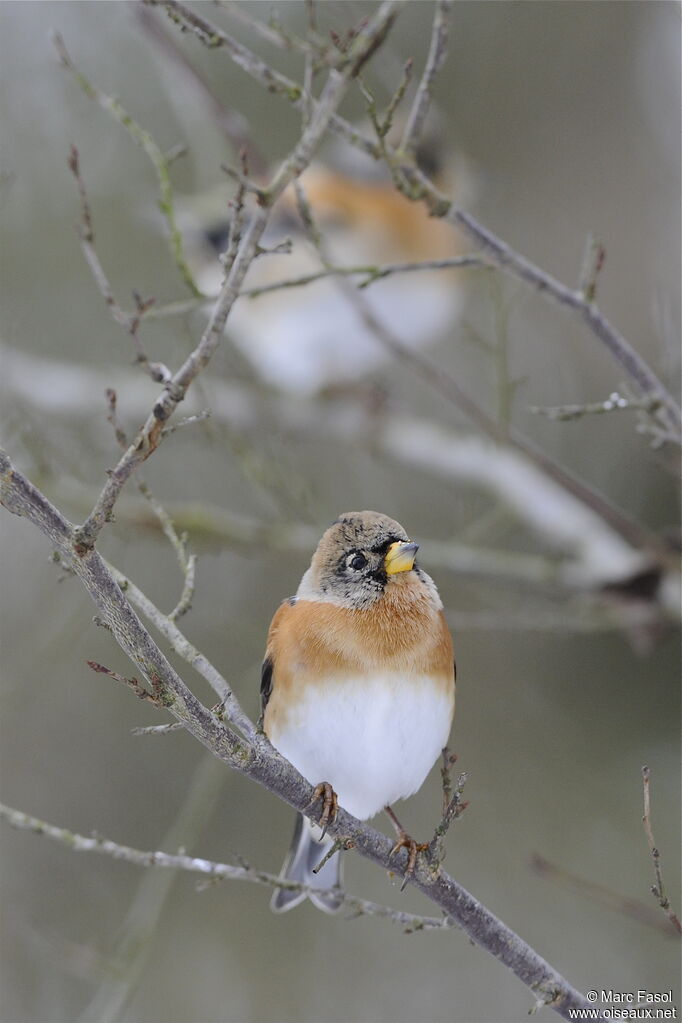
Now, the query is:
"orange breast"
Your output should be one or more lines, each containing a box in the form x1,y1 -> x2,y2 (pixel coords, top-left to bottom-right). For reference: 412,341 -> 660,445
263,581 -> 455,740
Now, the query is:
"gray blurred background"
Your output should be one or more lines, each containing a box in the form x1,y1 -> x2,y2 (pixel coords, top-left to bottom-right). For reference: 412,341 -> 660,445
1,3 -> 680,1022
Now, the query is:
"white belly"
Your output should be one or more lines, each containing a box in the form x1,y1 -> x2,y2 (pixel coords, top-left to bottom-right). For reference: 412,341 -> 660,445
224,272 -> 461,395
271,673 -> 454,820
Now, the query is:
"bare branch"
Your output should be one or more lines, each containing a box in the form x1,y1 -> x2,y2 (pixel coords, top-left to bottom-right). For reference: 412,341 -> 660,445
428,750 -> 468,864
578,232 -> 606,304
104,388 -> 199,623
641,766 -> 682,935
105,561 -> 249,732
148,0 -> 680,443
69,6 -> 400,553
132,722 -> 185,736
531,391 -> 661,422
400,0 -> 453,157
148,0 -> 383,158
0,801 -> 452,934
382,58 -> 414,134
377,420 -> 659,589
67,148 -> 145,342
78,754 -> 226,1021
0,449 -> 602,1019
242,254 -> 491,298
54,32 -> 202,297
217,1 -> 319,60
531,853 -> 677,937
289,181 -> 664,557
86,659 -> 160,704
135,3 -> 268,175
444,207 -> 682,439
0,447 -> 253,753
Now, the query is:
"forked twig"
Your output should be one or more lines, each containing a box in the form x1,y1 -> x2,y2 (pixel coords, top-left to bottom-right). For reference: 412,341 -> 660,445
641,766 -> 681,935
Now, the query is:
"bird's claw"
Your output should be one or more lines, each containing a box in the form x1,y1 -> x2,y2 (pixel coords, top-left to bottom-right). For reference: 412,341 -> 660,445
307,781 -> 338,839
385,804 -> 428,890
389,833 -> 429,890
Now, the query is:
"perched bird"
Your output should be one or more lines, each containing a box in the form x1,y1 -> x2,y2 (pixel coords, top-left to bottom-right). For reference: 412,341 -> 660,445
261,511 -> 456,912
179,131 -> 472,395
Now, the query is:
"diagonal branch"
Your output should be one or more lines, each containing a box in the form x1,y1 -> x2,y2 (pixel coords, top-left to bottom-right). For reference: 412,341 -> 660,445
0,449 -> 603,1020
135,3 -> 269,176
54,32 -> 202,298
444,207 -> 682,437
69,6 -> 400,553
154,0 -> 680,443
400,0 -> 453,157
148,0 -> 384,158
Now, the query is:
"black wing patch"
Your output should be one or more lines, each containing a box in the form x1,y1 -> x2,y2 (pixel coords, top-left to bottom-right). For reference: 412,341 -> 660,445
260,656 -> 274,713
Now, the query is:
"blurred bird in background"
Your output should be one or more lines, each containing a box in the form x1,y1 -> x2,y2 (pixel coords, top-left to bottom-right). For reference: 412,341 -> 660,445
178,126 -> 473,395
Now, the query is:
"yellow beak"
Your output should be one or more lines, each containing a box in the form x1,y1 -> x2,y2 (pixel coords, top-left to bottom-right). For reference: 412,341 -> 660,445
384,540 -> 419,575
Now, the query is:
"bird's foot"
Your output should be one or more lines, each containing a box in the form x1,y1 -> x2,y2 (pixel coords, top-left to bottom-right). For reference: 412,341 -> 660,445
385,804 -> 429,891
306,781 -> 338,839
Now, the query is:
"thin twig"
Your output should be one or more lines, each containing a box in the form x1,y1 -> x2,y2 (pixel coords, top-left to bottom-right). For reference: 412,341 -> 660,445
86,660 -> 160,704
531,392 -> 661,422
105,390 -> 198,620
578,232 -> 606,304
106,561 -> 252,737
131,722 -> 185,736
135,4 -> 268,175
67,147 -> 148,352
71,7 -> 400,552
428,751 -> 468,863
169,553 -> 196,621
383,58 -> 414,135
400,0 -> 453,157
531,853 -> 677,937
0,802 -> 452,933
54,32 -> 202,298
244,255 -> 490,297
68,145 -> 172,377
140,256 -> 490,316
641,766 -> 681,935
77,755 -> 227,1022
149,0 -> 383,158
160,411 -> 212,437
443,207 -> 682,439
218,1 -> 321,60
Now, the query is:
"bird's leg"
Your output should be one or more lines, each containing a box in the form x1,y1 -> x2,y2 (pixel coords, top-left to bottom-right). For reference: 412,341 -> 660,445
306,782 -> 338,839
385,804 -> 429,890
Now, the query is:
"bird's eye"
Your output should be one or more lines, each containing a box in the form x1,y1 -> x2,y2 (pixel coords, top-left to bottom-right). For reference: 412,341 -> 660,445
348,553 -> 367,571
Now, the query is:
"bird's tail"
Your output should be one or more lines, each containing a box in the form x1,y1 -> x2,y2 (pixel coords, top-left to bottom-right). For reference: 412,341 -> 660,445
271,813 -> 344,914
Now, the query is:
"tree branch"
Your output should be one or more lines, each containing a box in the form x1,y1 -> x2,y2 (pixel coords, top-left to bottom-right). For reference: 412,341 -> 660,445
443,207 -> 682,438
54,32 -> 202,298
65,2 -> 400,553
152,0 -> 680,443
0,801 -> 452,935
400,0 -> 452,157
641,766 -> 682,935
148,0 -> 384,158
0,448 -> 602,1019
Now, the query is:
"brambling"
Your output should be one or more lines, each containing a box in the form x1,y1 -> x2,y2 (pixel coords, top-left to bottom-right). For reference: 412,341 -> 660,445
261,511 -> 455,912
180,131 -> 470,395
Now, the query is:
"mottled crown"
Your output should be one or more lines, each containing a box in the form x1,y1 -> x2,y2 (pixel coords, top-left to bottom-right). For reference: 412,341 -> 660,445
297,511 -> 412,608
